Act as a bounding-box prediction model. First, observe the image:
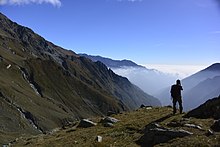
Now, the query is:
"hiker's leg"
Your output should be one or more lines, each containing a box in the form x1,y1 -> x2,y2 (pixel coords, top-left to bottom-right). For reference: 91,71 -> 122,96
173,98 -> 177,114
178,97 -> 183,114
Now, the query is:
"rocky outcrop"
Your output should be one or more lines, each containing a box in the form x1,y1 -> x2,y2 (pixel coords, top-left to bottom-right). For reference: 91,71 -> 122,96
16,107 -> 43,133
184,96 -> 220,119
211,119 -> 220,132
77,119 -> 97,128
0,91 -> 43,133
19,66 -> 43,97
166,118 -> 203,130
136,123 -> 193,147
100,117 -> 119,127
101,117 -> 119,124
95,136 -> 103,143
183,123 -> 203,130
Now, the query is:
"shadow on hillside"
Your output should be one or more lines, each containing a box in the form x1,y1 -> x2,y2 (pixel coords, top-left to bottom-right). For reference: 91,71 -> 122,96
153,113 -> 173,123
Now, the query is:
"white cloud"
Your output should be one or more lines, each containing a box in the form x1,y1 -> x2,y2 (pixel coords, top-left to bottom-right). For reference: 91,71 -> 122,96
0,0 -> 61,7
112,66 -> 178,95
110,64 -> 208,98
143,64 -> 207,79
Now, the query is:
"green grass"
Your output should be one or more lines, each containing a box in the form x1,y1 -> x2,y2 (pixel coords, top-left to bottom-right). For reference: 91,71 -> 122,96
10,107 -> 220,147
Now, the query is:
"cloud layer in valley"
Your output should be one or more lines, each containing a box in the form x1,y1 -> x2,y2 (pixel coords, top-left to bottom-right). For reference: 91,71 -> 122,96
112,66 -> 178,95
144,64 -> 207,79
111,64 -> 207,96
0,0 -> 61,7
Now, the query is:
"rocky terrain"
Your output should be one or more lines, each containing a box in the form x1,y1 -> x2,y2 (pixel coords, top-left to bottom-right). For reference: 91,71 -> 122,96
8,96 -> 220,146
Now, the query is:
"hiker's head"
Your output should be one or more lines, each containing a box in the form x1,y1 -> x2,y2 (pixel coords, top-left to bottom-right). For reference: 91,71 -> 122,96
176,79 -> 181,85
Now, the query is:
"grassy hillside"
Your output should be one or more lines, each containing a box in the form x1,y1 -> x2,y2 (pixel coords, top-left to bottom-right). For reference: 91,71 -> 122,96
10,106 -> 220,147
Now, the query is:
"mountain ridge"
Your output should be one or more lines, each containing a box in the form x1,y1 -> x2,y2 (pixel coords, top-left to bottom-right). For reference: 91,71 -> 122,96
79,53 -> 145,68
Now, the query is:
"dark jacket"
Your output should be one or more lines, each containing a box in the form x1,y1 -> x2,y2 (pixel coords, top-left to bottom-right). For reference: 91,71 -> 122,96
170,84 -> 183,98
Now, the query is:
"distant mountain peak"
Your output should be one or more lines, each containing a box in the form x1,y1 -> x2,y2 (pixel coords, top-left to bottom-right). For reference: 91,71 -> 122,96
79,53 -> 145,68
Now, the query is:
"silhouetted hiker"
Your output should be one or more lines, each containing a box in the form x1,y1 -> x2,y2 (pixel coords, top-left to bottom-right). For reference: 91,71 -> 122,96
170,79 -> 183,114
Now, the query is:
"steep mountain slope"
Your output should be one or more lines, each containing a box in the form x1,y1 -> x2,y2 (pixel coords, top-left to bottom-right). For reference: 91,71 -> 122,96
183,63 -> 220,92
182,63 -> 220,110
80,54 -> 177,95
0,13 -> 160,144
183,76 -> 220,110
184,96 -> 220,119
157,63 -> 220,110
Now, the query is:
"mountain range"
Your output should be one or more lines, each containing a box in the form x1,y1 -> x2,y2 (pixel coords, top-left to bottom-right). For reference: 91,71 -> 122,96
80,54 -> 220,112
79,53 -> 144,68
80,54 -> 178,95
182,63 -> 220,110
0,12 -> 160,144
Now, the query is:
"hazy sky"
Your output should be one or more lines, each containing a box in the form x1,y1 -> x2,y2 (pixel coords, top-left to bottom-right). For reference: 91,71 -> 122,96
0,0 -> 220,66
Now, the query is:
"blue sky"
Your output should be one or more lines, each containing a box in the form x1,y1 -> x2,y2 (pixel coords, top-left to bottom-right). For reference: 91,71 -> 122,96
0,0 -> 220,66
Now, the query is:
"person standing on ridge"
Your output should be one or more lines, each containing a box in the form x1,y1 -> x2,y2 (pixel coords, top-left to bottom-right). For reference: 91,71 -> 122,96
170,79 -> 183,114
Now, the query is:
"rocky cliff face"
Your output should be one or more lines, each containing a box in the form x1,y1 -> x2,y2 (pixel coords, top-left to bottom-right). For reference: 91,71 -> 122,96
0,12 -> 160,144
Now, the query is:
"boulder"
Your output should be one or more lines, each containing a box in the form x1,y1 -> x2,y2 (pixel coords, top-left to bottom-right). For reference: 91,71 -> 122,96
101,116 -> 119,127
77,119 -> 97,128
140,104 -> 152,109
140,104 -> 146,108
211,119 -> 220,132
146,107 -> 153,110
183,123 -> 203,130
95,136 -> 102,143
101,117 -> 119,124
136,123 -> 193,147
7,64 -> 11,69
